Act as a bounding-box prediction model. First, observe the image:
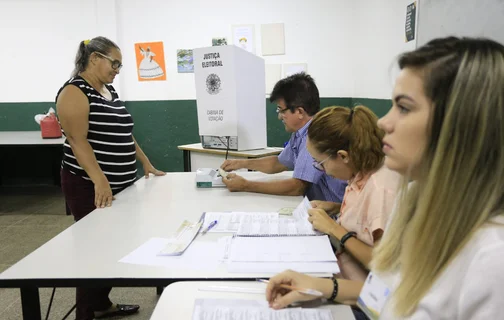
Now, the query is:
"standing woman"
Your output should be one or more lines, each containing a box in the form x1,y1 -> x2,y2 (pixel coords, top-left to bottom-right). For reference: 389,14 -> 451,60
266,36 -> 504,319
56,37 -> 165,320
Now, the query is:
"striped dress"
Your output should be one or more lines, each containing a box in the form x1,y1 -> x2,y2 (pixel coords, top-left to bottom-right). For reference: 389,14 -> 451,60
56,76 -> 137,191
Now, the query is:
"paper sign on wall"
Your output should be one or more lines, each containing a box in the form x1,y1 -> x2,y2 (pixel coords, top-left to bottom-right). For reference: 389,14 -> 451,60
261,23 -> 285,56
134,41 -> 166,81
283,63 -> 307,78
177,49 -> 194,73
231,24 -> 255,54
405,2 -> 417,42
212,37 -> 228,46
265,64 -> 282,95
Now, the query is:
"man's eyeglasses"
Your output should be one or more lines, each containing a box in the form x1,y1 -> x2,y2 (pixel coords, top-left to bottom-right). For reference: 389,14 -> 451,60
313,155 -> 331,171
276,107 -> 290,114
95,52 -> 123,70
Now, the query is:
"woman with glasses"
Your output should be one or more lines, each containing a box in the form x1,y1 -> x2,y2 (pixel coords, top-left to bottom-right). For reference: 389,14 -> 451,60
55,36 -> 165,320
306,105 -> 401,283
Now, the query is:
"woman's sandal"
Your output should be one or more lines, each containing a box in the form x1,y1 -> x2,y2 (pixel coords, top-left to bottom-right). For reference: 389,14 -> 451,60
95,304 -> 140,318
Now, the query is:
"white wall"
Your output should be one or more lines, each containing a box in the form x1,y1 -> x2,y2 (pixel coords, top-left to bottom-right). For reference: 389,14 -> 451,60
0,0 -> 417,103
352,0 -> 417,99
0,0 -> 119,103
116,0 -> 355,101
418,0 -> 504,47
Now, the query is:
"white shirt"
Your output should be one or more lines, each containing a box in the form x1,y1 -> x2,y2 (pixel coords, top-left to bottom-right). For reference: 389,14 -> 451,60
379,215 -> 504,319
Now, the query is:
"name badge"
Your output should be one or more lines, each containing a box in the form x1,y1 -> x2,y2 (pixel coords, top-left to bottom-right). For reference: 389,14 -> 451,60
357,272 -> 391,320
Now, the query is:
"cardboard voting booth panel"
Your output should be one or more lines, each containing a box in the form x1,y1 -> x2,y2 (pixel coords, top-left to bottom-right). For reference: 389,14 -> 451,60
193,45 -> 267,151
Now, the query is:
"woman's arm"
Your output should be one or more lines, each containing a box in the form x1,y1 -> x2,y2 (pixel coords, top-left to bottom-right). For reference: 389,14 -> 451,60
311,200 -> 341,215
266,270 -> 364,309
56,85 -> 113,208
329,223 -> 381,269
308,208 -> 381,269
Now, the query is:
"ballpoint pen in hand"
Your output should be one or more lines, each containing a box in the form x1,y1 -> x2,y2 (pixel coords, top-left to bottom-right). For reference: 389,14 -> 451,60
256,279 -> 323,297
202,220 -> 218,234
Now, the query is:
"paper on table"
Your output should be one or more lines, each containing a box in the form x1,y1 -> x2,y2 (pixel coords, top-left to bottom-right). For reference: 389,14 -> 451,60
192,299 -> 334,320
202,212 -> 278,233
229,236 -> 337,262
158,220 -> 202,256
118,237 -> 228,272
292,196 -> 312,221
227,261 -> 340,274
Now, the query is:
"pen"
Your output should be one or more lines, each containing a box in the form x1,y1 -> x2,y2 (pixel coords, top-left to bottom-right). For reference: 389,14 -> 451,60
202,220 -> 218,234
256,279 -> 323,297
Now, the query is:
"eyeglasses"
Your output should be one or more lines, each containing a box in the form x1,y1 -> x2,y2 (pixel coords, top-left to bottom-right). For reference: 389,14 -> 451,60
95,52 -> 123,70
276,107 -> 290,114
312,155 -> 331,171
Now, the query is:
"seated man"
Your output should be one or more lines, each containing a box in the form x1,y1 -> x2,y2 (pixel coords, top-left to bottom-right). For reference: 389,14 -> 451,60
220,72 -> 347,202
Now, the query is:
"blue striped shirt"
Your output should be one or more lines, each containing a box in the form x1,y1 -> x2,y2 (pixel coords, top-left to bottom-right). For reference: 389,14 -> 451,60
278,120 -> 347,202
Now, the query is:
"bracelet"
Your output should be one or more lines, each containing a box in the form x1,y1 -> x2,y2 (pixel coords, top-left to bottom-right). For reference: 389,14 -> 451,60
329,277 -> 339,301
340,231 -> 357,249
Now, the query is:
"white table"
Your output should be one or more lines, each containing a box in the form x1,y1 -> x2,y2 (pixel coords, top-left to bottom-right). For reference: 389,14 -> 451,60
0,171 -> 317,320
150,281 -> 355,319
178,143 -> 283,172
0,131 -> 65,145
0,131 -> 67,212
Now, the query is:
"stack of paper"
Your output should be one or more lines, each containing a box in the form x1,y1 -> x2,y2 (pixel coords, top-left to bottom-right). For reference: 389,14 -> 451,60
192,299 -> 334,320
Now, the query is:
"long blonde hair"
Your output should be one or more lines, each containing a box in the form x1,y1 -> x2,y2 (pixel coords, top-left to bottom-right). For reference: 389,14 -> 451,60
373,37 -> 504,316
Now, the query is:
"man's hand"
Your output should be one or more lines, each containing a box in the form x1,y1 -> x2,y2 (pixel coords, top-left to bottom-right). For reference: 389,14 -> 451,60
307,208 -> 341,235
222,173 -> 249,192
220,159 -> 246,172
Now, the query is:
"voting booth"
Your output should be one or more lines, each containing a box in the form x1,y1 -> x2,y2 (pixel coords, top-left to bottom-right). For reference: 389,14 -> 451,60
193,45 -> 267,151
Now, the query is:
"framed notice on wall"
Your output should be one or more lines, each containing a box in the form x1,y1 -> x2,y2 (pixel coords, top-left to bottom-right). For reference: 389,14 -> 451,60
405,1 -> 418,43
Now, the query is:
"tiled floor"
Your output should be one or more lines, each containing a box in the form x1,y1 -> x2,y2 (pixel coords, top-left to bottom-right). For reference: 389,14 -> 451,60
0,186 -> 159,320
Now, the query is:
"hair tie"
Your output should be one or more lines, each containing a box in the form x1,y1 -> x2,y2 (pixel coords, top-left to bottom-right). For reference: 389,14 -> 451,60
83,39 -> 90,46
348,109 -> 354,122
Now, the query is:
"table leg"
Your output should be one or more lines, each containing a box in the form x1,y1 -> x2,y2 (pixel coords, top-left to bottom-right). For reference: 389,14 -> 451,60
51,146 -> 63,186
183,150 -> 191,172
20,287 -> 41,320
66,201 -> 71,216
156,286 -> 164,295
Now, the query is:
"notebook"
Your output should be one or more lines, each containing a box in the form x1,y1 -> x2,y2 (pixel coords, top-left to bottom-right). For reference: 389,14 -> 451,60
192,298 -> 334,320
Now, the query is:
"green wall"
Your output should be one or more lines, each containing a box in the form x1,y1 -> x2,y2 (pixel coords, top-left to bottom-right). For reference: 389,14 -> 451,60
0,98 -> 391,174
0,102 -> 54,131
